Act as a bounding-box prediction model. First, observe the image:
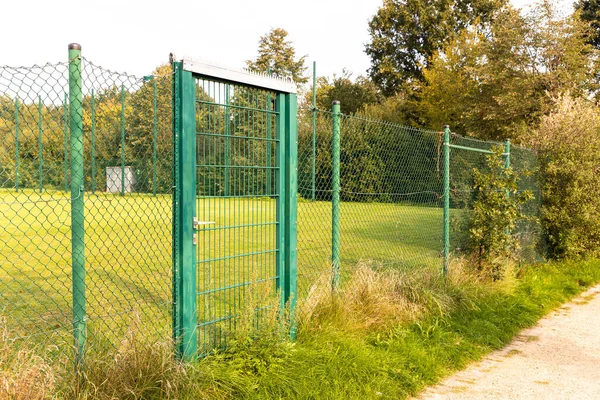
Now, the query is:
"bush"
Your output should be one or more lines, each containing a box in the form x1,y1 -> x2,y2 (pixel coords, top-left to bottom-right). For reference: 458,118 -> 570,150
525,95 -> 600,259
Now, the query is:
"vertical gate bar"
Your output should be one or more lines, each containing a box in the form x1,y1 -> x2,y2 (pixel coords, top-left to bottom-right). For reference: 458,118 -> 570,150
15,98 -> 19,192
64,93 -> 69,191
224,84 -> 230,196
171,61 -> 181,351
38,97 -> 43,192
312,61 -> 317,202
68,43 -> 87,369
175,66 -> 197,361
284,93 -> 299,339
120,85 -> 126,196
153,78 -> 158,196
91,89 -> 96,194
275,94 -> 286,312
443,125 -> 451,276
331,100 -> 341,290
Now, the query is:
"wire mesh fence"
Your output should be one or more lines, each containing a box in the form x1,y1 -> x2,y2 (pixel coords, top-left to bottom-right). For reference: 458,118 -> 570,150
0,48 -> 544,366
296,106 -> 544,302
0,54 -> 173,362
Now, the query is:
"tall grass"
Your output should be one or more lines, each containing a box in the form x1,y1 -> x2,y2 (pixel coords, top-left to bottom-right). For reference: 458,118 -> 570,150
2,258 -> 600,399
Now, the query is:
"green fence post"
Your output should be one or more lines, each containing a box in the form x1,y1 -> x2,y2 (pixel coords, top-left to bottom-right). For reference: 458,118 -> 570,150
224,84 -> 230,196
14,98 -> 19,191
275,94 -> 287,313
266,68 -> 272,195
311,61 -> 317,202
504,139 -> 511,170
91,89 -> 96,194
38,97 -> 43,192
284,93 -> 298,339
64,93 -> 69,191
173,62 -> 197,361
69,43 -> 86,369
443,125 -> 451,276
120,85 -> 126,196
153,78 -> 158,196
331,100 -> 341,290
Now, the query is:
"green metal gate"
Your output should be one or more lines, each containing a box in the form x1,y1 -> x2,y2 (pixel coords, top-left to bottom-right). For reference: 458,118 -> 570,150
173,60 -> 298,359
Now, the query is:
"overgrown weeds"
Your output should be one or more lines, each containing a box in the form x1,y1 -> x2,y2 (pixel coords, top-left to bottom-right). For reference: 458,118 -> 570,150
2,259 -> 600,399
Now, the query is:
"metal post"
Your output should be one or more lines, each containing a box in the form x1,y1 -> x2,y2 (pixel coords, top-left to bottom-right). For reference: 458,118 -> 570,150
311,61 -> 317,201
91,89 -> 96,194
504,139 -> 511,170
64,93 -> 69,191
69,43 -> 86,369
38,97 -> 43,192
153,78 -> 158,196
443,125 -> 451,276
224,84 -> 230,196
14,98 -> 19,191
266,68 -> 272,195
284,93 -> 298,339
173,62 -> 197,360
331,100 -> 341,290
120,85 -> 126,196
275,94 -> 286,313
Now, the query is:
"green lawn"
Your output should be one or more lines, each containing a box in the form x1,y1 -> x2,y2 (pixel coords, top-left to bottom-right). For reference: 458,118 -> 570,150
0,189 -> 443,353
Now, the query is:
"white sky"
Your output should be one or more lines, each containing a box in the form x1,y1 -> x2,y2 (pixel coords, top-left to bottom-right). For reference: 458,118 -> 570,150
2,0 -> 573,80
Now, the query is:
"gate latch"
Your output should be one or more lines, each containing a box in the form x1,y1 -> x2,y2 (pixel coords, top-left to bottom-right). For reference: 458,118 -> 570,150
193,218 -> 215,245
193,218 -> 215,230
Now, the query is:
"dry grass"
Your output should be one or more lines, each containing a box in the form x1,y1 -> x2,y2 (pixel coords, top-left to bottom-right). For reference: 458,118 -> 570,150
297,258 -> 517,335
0,317 -> 58,400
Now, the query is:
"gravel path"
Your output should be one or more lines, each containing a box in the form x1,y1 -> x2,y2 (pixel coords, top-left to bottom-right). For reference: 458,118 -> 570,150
418,284 -> 600,400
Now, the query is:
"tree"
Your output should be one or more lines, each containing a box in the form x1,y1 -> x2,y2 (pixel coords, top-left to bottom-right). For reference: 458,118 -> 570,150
309,70 -> 381,114
366,0 -> 506,96
575,0 -> 600,48
419,2 -> 600,141
246,28 -> 308,85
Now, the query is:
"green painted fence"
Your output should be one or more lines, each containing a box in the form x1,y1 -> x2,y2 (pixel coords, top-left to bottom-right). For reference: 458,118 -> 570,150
0,45 -> 543,367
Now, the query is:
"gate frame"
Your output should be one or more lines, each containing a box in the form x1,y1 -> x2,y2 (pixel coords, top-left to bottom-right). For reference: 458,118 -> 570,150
172,60 -> 298,361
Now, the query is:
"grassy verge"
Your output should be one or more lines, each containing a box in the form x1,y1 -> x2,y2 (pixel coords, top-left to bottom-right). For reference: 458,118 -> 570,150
3,258 -> 599,399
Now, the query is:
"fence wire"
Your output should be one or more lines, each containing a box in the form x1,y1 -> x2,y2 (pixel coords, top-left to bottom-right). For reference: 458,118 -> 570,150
0,59 -> 173,361
1,53 -> 544,366
297,108 -> 543,303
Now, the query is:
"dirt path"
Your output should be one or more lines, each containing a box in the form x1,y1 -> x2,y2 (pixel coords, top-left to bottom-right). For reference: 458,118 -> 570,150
418,284 -> 600,400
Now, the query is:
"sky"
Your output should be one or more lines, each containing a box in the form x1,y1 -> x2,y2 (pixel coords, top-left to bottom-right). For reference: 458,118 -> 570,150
2,0 -> 574,81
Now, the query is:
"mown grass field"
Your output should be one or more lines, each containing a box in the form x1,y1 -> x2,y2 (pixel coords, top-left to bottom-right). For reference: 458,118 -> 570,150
0,188 -> 442,353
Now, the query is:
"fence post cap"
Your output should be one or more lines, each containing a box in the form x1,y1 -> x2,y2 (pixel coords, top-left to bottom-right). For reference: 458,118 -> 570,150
443,124 -> 450,129
68,43 -> 82,50
332,100 -> 340,105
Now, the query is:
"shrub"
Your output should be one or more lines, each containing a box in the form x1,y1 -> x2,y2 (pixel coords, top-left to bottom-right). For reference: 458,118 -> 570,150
525,95 -> 600,259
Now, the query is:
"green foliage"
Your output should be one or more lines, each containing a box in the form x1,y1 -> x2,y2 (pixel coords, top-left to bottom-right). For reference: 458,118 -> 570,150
309,71 -> 381,114
246,28 -> 308,85
575,0 -> 600,48
365,0 -> 506,96
420,2 -> 600,141
464,147 -> 534,277
525,95 -> 600,259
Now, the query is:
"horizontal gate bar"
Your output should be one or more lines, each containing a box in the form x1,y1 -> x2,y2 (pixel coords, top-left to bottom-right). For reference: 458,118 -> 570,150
197,100 -> 280,115
196,276 -> 278,296
196,249 -> 278,263
183,59 -> 296,93
196,131 -> 279,142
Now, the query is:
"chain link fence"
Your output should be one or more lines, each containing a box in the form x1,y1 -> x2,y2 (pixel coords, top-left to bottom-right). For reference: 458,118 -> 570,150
296,106 -> 543,302
0,55 -> 173,362
0,49 -> 544,366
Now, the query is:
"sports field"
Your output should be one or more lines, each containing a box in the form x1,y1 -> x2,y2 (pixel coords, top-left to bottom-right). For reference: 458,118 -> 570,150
0,189 -> 443,350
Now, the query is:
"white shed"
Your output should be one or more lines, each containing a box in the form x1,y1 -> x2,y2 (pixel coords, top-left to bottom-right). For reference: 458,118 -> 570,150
106,166 -> 136,193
